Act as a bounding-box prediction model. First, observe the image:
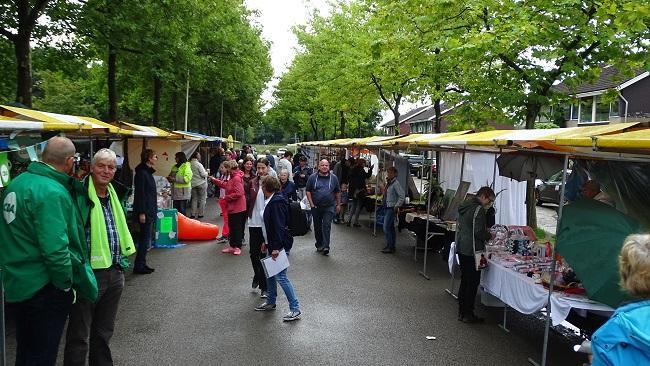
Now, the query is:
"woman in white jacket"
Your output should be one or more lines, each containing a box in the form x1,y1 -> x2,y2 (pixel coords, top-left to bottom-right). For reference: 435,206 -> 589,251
189,151 -> 209,218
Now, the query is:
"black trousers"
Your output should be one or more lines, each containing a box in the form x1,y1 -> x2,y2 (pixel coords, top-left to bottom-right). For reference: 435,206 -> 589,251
228,211 -> 246,248
64,267 -> 124,366
134,220 -> 153,270
249,227 -> 267,291
457,253 -> 481,318
173,199 -> 187,216
13,284 -> 73,366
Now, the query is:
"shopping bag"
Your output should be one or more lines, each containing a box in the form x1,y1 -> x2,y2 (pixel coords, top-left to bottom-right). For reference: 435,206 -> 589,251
472,206 -> 488,271
299,195 -> 311,211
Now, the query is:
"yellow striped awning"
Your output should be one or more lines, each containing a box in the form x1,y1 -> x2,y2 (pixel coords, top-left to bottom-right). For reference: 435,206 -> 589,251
369,131 -> 472,147
0,115 -> 89,131
1,105 -> 112,133
555,128 -> 650,150
116,121 -> 178,138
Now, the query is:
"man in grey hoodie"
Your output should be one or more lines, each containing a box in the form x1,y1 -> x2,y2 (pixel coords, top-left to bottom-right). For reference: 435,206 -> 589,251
456,186 -> 495,323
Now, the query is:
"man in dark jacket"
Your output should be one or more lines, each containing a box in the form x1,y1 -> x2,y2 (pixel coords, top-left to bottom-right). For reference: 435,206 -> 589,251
132,148 -> 158,274
0,136 -> 98,365
254,176 -> 301,322
456,186 -> 495,323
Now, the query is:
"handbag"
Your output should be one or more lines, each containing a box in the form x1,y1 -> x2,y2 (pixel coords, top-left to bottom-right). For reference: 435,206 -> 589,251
471,206 -> 488,271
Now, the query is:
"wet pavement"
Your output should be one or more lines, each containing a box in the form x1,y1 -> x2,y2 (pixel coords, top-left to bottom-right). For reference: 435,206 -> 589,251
3,199 -> 585,365
536,205 -> 559,235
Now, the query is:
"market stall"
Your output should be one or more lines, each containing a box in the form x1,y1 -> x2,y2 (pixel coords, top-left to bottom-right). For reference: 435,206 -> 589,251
434,124 -> 648,366
297,124 -> 649,366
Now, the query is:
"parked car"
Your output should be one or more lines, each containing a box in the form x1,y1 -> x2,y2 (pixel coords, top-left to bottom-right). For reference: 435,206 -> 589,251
535,170 -> 571,206
399,153 -> 436,179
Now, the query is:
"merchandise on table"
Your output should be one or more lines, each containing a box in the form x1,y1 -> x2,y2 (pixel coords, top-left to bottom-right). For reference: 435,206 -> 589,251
485,224 -> 583,294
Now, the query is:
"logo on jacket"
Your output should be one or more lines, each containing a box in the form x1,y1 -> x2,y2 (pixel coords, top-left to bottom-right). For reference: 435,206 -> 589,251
3,192 -> 16,224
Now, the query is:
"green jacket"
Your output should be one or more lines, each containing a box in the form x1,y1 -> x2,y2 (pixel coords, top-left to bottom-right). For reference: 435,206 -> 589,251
456,197 -> 492,256
170,162 -> 192,189
0,162 -> 98,303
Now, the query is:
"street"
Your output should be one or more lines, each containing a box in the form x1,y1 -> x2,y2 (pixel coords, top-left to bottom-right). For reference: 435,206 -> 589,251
4,200 -> 582,365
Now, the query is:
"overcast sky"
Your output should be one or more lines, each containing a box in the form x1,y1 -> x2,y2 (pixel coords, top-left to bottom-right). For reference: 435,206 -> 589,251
244,0 -> 419,125
245,0 -> 330,107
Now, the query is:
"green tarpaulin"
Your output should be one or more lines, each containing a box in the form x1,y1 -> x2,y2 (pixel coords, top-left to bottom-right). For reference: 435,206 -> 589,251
557,199 -> 641,308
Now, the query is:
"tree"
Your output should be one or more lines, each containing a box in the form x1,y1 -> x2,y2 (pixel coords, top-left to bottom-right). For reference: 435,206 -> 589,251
462,0 -> 650,227
0,0 -> 69,107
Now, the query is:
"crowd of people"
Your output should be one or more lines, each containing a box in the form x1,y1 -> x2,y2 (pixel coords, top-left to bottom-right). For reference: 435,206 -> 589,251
3,138 -> 647,366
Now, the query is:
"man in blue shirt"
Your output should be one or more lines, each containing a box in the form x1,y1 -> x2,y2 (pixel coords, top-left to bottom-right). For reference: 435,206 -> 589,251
305,159 -> 341,256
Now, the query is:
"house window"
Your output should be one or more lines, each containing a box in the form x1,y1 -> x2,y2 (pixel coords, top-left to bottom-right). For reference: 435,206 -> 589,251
610,99 -> 620,117
570,103 -> 579,120
579,97 -> 593,123
595,97 -> 610,122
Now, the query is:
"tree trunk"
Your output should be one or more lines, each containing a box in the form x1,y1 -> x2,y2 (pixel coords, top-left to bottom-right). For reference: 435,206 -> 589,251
392,108 -> 401,136
171,90 -> 178,130
14,31 -> 32,107
107,45 -> 118,122
203,108 -> 209,135
339,110 -> 346,138
309,112 -> 318,140
433,97 -> 442,181
524,102 -> 542,228
152,73 -> 162,126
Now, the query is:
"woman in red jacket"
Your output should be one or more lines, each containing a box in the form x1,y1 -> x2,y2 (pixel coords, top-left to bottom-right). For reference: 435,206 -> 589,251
209,160 -> 247,255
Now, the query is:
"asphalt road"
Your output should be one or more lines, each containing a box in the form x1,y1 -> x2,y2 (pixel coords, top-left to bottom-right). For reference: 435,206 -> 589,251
3,199 -> 584,365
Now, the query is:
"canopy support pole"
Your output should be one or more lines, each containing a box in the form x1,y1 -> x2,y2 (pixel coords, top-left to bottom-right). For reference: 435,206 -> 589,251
419,151 -> 425,198
445,147 -> 466,298
89,134 -> 94,157
418,162 -> 440,280
529,154 -> 569,366
373,148 -> 382,236
1,270 -> 5,366
491,149 -> 501,189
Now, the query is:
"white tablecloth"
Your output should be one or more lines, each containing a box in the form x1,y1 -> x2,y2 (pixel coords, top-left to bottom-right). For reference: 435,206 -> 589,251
480,259 -> 614,325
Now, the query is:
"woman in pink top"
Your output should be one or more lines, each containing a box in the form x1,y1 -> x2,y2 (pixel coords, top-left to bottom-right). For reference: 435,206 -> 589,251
209,160 -> 247,255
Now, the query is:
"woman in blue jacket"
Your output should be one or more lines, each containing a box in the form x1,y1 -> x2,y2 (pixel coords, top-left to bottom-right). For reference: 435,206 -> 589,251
591,234 -> 650,365
254,176 -> 301,322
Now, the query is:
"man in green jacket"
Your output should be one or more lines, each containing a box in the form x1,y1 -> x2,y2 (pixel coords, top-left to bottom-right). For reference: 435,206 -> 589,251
456,186 -> 495,324
0,136 -> 98,365
64,148 -> 136,366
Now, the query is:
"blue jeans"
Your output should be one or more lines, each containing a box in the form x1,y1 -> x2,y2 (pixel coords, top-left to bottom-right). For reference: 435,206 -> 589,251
312,205 -> 335,249
266,268 -> 300,312
14,284 -> 73,366
347,197 -> 364,224
383,208 -> 396,250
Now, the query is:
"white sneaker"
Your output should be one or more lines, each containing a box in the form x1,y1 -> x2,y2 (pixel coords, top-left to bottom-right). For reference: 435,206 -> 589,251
282,310 -> 301,322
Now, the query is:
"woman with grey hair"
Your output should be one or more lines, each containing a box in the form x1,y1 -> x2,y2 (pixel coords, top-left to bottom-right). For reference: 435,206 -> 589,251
591,234 -> 650,365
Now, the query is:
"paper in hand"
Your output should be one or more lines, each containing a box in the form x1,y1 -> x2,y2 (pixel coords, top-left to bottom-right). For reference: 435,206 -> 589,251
261,249 -> 290,278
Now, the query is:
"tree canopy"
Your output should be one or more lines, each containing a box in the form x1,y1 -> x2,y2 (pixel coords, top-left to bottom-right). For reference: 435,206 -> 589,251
267,0 -> 649,139
0,0 -> 272,135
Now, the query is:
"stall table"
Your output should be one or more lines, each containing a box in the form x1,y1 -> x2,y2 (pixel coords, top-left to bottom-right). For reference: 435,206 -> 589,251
481,258 -> 614,326
404,212 -> 455,251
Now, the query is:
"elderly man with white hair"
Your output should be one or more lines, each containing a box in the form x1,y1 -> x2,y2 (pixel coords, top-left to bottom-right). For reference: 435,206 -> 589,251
65,148 -> 136,366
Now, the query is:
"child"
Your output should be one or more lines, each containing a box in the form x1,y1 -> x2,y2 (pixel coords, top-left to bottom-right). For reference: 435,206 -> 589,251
334,182 -> 349,224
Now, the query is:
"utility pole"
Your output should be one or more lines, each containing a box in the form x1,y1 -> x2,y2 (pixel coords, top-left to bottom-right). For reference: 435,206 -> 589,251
220,98 -> 224,137
184,70 -> 189,131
